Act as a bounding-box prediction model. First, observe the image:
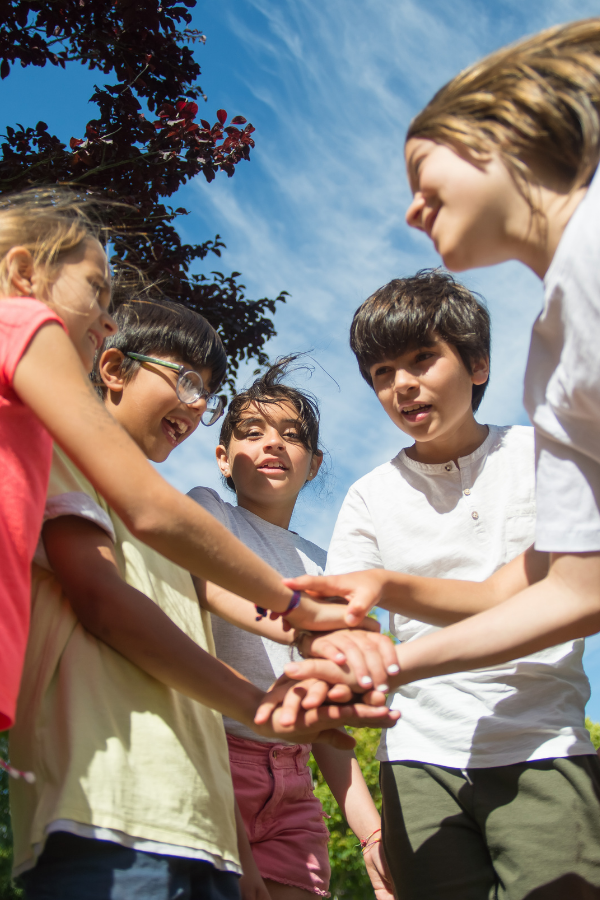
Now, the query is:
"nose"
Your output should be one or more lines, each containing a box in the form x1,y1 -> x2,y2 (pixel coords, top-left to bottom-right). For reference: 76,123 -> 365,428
184,394 -> 208,417
263,427 -> 285,450
102,311 -> 118,337
394,367 -> 418,394
405,193 -> 426,230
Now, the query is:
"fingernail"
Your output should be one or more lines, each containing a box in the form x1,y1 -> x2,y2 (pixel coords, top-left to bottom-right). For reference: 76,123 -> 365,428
376,683 -> 389,692
360,676 -> 373,686
387,664 -> 400,674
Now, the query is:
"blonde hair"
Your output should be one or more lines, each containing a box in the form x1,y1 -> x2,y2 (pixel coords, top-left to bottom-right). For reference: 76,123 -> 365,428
0,187 -> 109,297
407,18 -> 600,199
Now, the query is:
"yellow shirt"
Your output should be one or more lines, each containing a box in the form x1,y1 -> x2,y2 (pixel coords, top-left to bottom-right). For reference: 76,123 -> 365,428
10,447 -> 239,874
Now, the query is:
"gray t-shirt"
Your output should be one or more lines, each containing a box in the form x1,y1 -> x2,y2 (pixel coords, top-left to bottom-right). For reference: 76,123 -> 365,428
187,487 -> 326,742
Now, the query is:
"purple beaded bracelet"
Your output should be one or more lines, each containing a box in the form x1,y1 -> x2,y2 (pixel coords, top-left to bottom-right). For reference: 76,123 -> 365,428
255,590 -> 301,622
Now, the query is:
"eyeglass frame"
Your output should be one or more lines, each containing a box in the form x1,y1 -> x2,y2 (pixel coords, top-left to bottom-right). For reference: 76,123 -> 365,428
124,352 -> 224,426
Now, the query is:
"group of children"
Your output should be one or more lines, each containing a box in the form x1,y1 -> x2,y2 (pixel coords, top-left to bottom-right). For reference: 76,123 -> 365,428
3,15 -> 600,900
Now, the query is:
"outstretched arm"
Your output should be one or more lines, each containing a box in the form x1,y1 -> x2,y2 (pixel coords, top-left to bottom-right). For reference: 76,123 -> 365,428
284,545 -> 549,627
283,551 -> 600,690
44,515 -> 397,746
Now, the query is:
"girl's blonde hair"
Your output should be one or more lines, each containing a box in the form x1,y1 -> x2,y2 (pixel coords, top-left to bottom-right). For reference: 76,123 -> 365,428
0,187 -> 108,296
407,18 -> 600,199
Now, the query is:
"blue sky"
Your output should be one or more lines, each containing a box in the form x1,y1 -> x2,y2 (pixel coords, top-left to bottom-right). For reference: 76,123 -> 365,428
4,0 -> 600,718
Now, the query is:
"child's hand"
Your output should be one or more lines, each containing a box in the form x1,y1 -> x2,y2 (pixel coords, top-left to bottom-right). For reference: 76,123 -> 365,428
252,677 -> 399,747
364,839 -> 396,900
284,570 -> 388,627
283,653 -> 400,697
297,629 -> 399,693
284,591 -> 382,632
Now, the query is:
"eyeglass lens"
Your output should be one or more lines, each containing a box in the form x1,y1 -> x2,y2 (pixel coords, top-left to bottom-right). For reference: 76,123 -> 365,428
175,370 -> 223,426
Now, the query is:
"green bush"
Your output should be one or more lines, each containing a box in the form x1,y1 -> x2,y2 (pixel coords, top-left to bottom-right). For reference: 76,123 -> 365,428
0,733 -> 22,900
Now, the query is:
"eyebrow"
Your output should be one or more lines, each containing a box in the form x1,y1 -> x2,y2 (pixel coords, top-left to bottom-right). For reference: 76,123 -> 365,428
238,416 -> 300,428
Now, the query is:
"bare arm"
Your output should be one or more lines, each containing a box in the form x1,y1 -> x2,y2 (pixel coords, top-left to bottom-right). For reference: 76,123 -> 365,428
391,551 -> 600,685
312,744 -> 394,900
194,577 -> 293,644
283,552 -> 600,691
284,545 -> 549,627
43,515 -> 397,745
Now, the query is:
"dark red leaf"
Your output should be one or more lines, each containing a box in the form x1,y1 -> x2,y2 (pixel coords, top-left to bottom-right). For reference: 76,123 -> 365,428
70,137 -> 84,148
200,119 -> 211,130
0,60 -> 9,80
244,124 -> 256,134
216,109 -> 227,124
231,116 -> 247,125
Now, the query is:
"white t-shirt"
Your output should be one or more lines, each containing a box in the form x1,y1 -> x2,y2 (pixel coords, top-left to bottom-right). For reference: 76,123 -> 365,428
187,486 -> 327,743
326,425 -> 593,768
524,164 -> 600,551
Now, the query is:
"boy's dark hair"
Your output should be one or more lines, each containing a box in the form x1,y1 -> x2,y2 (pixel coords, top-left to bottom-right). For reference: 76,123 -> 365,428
219,355 -> 321,492
350,269 -> 490,412
94,298 -> 227,394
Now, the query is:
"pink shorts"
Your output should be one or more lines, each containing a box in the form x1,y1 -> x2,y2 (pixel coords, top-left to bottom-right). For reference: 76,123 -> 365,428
227,733 -> 331,896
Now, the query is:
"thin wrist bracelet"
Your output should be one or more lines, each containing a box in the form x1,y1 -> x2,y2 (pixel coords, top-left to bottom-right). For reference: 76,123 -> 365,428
358,827 -> 382,850
255,590 -> 301,622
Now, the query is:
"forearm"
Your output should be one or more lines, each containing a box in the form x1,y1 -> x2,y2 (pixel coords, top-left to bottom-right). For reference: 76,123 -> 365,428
378,546 -> 549,626
196,577 -> 293,644
390,552 -> 600,686
73,579 -> 265,727
311,744 -> 381,839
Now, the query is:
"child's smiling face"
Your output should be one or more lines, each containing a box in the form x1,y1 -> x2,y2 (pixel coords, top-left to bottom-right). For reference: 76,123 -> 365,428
404,138 -> 531,272
369,337 -> 489,454
216,400 -> 321,516
42,238 -> 116,373
99,350 -> 213,462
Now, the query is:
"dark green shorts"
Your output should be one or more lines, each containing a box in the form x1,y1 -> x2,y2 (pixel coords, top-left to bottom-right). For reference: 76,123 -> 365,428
380,756 -> 600,900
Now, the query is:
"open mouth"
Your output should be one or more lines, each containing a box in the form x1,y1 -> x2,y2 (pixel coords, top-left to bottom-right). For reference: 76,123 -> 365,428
162,416 -> 192,446
401,403 -> 432,422
257,461 -> 288,472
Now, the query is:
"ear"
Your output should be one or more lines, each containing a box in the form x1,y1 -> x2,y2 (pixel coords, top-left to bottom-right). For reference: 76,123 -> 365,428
471,356 -> 490,386
98,348 -> 127,396
216,444 -> 231,477
5,247 -> 35,297
307,449 -> 323,482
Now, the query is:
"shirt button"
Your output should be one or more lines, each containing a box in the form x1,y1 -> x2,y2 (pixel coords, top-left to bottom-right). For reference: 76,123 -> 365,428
472,511 -> 479,520
464,488 -> 471,495
444,464 -> 452,472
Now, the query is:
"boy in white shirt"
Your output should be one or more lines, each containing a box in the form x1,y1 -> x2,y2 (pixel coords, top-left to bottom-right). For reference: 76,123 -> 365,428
289,270 -> 600,900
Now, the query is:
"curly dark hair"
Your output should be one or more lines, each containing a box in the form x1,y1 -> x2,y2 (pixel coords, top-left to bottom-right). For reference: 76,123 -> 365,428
350,269 -> 490,412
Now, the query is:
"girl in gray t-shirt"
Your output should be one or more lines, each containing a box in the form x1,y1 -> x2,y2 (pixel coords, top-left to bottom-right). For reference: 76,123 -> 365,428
189,359 -> 393,900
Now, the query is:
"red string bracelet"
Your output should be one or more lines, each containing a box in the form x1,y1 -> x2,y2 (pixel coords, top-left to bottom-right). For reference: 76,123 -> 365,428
256,590 -> 301,622
359,827 -> 382,852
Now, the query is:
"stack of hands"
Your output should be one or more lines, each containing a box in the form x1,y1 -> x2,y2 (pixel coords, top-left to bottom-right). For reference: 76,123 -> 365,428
253,572 -> 400,750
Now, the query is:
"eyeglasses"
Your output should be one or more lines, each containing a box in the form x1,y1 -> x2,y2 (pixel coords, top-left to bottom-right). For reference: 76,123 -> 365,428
125,352 -> 224,426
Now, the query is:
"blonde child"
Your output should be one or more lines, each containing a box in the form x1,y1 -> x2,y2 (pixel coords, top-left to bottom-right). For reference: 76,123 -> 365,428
284,19 -> 600,697
10,301 -> 396,900
189,360 -> 394,900
0,187 -> 383,734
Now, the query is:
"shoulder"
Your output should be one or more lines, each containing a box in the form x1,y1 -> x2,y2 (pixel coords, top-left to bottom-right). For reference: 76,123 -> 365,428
490,424 -> 534,455
187,485 -> 235,527
0,298 -> 65,385
345,458 -> 402,497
